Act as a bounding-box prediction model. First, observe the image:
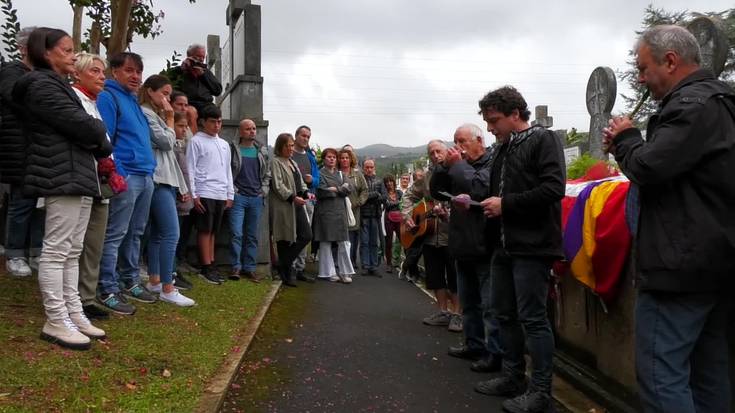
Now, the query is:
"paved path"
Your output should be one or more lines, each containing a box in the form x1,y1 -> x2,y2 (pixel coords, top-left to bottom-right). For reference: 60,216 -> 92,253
221,270 -> 564,412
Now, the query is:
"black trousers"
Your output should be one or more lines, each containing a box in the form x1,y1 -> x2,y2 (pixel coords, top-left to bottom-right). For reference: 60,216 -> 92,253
276,205 -> 312,282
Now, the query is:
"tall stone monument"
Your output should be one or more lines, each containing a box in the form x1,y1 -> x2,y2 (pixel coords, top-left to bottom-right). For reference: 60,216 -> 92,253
585,67 -> 616,160
687,16 -> 728,77
208,0 -> 270,265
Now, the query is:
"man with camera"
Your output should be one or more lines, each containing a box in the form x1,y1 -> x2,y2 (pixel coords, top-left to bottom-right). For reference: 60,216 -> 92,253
175,44 -> 223,114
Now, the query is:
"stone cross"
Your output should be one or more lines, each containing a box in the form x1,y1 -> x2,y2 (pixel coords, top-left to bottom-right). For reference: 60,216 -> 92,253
686,16 -> 728,77
585,66 -> 616,160
531,105 -> 554,128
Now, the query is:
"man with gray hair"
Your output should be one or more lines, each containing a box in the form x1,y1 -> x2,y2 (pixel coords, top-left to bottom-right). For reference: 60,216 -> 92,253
431,124 -> 503,373
0,26 -> 43,277
174,43 -> 223,113
604,24 -> 735,412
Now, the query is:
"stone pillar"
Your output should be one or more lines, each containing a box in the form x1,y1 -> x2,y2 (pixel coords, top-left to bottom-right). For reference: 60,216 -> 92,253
585,67 -> 616,160
686,16 -> 728,77
215,0 -> 270,266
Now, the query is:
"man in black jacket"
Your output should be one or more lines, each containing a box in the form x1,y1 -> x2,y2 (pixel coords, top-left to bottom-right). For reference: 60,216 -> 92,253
360,159 -> 385,275
473,86 -> 565,413
0,26 -> 43,277
173,44 -> 223,114
431,124 -> 502,373
604,25 -> 735,413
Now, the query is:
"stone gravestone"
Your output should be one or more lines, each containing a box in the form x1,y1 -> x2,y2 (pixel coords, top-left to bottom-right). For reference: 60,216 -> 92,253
585,66 -> 616,160
531,105 -> 553,128
206,0 -> 270,266
686,16 -> 728,77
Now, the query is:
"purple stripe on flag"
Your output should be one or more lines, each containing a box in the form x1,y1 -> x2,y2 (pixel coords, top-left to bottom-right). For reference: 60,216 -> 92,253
563,181 -> 604,261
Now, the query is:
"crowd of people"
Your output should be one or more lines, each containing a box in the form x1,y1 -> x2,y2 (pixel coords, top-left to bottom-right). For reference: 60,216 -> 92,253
1,23 -> 734,413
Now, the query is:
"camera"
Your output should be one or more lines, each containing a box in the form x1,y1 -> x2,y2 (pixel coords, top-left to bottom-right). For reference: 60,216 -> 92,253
190,60 -> 207,70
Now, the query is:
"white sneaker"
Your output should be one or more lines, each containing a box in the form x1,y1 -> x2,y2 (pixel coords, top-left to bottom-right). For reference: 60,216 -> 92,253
69,312 -> 106,340
40,318 -> 91,350
146,282 -> 162,294
160,289 -> 196,307
342,275 -> 353,284
329,275 -> 340,282
7,257 -> 31,277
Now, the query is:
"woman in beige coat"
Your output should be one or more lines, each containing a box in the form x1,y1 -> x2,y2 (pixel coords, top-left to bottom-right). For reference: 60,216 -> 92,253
269,133 -> 311,287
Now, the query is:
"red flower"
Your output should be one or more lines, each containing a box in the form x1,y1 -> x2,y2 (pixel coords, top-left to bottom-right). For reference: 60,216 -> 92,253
98,157 -> 115,176
108,173 -> 128,194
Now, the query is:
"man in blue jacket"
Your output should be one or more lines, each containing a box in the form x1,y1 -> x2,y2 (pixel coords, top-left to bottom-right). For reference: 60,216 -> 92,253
290,125 -> 319,281
96,52 -> 157,315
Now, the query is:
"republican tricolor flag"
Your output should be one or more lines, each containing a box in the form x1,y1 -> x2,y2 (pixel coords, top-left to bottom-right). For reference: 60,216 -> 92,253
558,165 -> 632,304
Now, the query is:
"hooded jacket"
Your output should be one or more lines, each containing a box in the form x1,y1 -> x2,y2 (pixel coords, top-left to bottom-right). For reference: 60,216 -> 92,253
97,79 -> 156,177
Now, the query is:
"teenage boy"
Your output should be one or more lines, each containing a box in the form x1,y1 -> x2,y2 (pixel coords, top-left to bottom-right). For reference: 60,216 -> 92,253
186,104 -> 234,284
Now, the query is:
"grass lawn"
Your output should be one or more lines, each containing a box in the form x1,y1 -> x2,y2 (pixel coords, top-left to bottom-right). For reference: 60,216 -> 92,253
0,264 -> 273,413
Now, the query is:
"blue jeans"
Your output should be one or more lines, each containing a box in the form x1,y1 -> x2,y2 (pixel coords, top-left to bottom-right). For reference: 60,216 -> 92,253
229,193 -> 263,272
5,184 -> 44,258
98,174 -> 154,295
636,291 -> 730,413
147,185 -> 179,285
456,257 -> 502,356
490,249 -> 554,393
360,216 -> 380,269
349,229 -> 360,267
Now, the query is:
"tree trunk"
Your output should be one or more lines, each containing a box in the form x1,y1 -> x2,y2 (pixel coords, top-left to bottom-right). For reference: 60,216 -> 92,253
106,0 -> 135,59
89,20 -> 101,55
71,4 -> 84,51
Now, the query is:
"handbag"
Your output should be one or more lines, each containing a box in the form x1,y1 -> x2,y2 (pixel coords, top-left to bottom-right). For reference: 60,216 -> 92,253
340,171 -> 357,227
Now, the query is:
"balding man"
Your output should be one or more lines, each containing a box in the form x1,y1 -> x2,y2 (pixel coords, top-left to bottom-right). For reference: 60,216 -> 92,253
360,158 -> 386,275
605,25 -> 735,412
431,124 -> 502,373
227,119 -> 270,282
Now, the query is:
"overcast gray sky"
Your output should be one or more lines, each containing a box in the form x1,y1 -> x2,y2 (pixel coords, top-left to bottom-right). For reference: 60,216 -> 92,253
11,0 -> 733,148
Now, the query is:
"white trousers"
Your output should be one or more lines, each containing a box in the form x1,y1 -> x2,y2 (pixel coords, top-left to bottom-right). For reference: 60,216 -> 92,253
38,196 -> 93,321
317,241 -> 355,277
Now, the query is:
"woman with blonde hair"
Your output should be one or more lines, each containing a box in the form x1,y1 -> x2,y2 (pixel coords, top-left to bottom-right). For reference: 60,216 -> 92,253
139,74 -> 195,306
338,148 -> 367,268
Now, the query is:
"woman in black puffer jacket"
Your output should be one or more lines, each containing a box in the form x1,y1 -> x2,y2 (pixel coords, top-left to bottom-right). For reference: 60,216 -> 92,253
12,27 -> 112,351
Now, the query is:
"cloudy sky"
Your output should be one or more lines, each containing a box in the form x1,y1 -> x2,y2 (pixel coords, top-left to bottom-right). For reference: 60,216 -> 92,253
11,0 -> 732,148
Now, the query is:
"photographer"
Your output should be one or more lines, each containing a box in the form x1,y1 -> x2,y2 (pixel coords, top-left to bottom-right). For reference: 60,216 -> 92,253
174,44 -> 223,114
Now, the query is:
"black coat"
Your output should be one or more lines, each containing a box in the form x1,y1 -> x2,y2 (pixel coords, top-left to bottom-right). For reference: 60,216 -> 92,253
0,60 -> 31,185
431,150 -> 494,260
614,69 -> 735,293
361,174 -> 386,218
12,69 -> 112,198
491,126 -> 566,259
172,66 -> 223,112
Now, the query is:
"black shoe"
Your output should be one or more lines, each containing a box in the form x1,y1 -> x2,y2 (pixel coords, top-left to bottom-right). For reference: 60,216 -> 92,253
122,283 -> 157,303
173,273 -> 193,290
82,304 -> 110,320
199,271 -> 222,285
283,280 -> 298,287
502,390 -> 553,413
296,271 -> 315,283
228,270 -> 241,281
448,345 -> 485,361
471,354 -> 502,373
98,293 -> 136,316
474,375 -> 527,397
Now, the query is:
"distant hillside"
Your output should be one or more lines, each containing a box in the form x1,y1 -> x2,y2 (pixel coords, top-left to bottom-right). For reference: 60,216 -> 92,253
355,142 -> 450,159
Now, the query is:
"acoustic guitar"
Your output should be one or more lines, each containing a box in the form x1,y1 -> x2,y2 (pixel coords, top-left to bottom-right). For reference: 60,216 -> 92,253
400,199 -> 437,248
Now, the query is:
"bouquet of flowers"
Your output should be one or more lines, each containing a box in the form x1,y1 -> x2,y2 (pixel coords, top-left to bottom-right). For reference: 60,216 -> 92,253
98,157 -> 127,198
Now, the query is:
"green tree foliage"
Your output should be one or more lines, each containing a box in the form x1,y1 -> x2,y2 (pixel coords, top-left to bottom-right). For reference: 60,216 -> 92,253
621,6 -> 735,123
566,153 -> 601,180
0,0 -> 20,64
159,49 -> 183,90
565,127 -> 588,146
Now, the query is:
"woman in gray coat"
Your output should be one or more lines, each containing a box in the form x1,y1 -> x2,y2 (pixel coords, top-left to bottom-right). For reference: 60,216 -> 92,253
269,133 -> 311,287
313,148 -> 355,283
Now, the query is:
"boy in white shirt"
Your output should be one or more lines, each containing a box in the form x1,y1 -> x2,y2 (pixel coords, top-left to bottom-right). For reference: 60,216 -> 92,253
186,105 -> 234,284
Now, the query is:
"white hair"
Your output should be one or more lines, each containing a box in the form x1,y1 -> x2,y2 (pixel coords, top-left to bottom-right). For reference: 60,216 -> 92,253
457,123 -> 485,144
186,43 -> 206,57
426,139 -> 447,155
74,52 -> 107,73
636,25 -> 701,65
